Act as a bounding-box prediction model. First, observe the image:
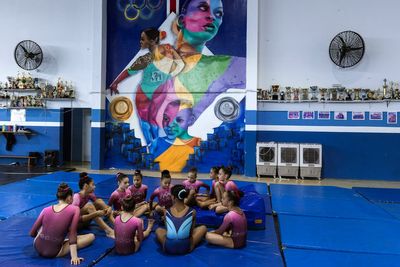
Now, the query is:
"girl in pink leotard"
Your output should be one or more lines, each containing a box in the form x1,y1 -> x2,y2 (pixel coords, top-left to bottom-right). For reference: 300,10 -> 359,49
30,183 -> 95,265
197,166 -> 220,209
108,172 -> 131,213
114,195 -> 154,255
182,167 -> 210,206
206,190 -> 247,249
128,170 -> 150,217
149,170 -> 173,215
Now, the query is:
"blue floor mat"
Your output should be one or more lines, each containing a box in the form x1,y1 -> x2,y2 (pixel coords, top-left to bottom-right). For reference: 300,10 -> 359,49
271,194 -> 396,220
279,214 -> 400,255
95,215 -> 283,267
270,184 -> 359,199
284,248 -> 400,267
0,216 -> 114,267
375,203 -> 400,221
353,187 -> 400,203
0,192 -> 55,219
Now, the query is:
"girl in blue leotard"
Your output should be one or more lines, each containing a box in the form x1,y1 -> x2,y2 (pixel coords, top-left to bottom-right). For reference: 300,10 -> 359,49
155,184 -> 207,254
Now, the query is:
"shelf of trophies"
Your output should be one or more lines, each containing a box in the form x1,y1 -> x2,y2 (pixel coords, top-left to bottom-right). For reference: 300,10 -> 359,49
0,73 -> 75,109
257,80 -> 400,105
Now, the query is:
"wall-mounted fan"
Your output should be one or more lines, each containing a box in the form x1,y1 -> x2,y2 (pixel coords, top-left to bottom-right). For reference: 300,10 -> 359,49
329,31 -> 365,68
14,40 -> 43,70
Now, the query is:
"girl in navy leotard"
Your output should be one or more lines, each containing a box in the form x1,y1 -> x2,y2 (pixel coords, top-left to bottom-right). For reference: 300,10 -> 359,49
206,190 -> 247,249
155,185 -> 207,254
30,183 -> 95,265
114,195 -> 154,255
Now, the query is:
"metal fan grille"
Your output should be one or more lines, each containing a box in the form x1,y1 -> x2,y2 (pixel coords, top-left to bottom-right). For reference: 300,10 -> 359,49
280,147 -> 297,164
14,40 -> 43,70
259,147 -> 275,162
303,148 -> 320,164
329,31 -> 365,68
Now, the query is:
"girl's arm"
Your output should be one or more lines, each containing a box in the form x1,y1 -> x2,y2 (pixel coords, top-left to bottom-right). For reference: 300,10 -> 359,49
214,213 -> 231,235
29,209 -> 44,237
69,208 -> 83,265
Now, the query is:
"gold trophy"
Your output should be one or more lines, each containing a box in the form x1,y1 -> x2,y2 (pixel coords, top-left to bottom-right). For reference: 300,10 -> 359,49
301,88 -> 309,101
330,88 -> 338,101
285,86 -> 292,101
271,85 -> 279,100
319,88 -> 327,101
354,88 -> 361,101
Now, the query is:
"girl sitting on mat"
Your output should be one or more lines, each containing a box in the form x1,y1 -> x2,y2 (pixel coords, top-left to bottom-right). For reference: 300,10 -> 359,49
30,183 -> 95,265
128,170 -> 150,217
108,172 -> 131,214
149,170 -> 173,215
206,190 -> 247,249
197,166 -> 220,209
114,195 -> 154,255
72,173 -> 115,238
155,184 -> 207,254
209,166 -> 242,214
182,167 -> 210,206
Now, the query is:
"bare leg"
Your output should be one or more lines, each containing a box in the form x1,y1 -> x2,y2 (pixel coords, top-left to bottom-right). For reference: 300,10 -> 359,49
215,182 -> 223,203
133,203 -> 149,217
155,228 -> 167,250
83,203 -> 115,238
94,199 -> 115,224
215,205 -> 229,214
190,225 -> 207,251
205,232 -> 234,248
184,190 -> 196,206
197,198 -> 216,209
56,233 -> 96,257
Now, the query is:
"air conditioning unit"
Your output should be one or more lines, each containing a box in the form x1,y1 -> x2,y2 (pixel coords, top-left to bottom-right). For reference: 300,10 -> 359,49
278,143 -> 299,178
256,142 -> 277,178
300,143 -> 322,179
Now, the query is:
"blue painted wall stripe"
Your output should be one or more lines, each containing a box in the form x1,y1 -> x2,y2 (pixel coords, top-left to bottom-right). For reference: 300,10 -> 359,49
91,109 -> 105,123
91,127 -> 105,170
244,130 -> 257,177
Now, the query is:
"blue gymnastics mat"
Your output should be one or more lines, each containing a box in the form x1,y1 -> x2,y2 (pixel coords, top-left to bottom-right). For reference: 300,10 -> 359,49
270,184 -> 359,199
0,215 -> 115,267
28,172 -> 115,184
279,214 -> 400,255
284,248 -> 400,267
353,187 -> 400,203
271,194 -> 396,220
94,216 -> 283,267
375,203 -> 400,221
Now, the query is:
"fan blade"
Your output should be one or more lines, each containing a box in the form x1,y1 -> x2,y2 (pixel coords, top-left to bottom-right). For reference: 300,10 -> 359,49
339,51 -> 345,66
338,36 -> 346,47
349,47 -> 363,51
20,45 -> 28,54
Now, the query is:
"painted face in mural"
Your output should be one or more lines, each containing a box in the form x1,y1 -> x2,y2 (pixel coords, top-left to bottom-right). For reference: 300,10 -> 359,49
140,32 -> 154,49
180,0 -> 224,47
162,101 -> 195,140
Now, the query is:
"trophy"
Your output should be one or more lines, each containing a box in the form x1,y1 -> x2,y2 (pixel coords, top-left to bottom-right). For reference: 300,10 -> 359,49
329,88 -> 338,101
360,89 -> 367,101
293,88 -> 300,101
354,88 -> 361,101
271,85 -> 279,100
345,89 -> 353,101
257,88 -> 262,100
319,88 -> 327,101
310,86 -> 318,100
285,86 -> 292,101
394,83 -> 400,100
367,89 -> 375,100
375,88 -> 383,100
261,89 -> 270,100
337,87 -> 346,101
383,78 -> 391,99
301,88 -> 309,101
280,90 -> 285,101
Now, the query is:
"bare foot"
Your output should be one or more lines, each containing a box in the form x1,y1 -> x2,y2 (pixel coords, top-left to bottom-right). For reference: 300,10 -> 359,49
106,230 -> 115,239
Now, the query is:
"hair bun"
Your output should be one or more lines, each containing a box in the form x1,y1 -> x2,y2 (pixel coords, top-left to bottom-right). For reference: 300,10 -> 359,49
159,31 -> 167,40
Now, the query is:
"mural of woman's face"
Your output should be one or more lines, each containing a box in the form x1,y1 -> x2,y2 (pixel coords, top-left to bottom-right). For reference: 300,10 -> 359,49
162,102 -> 194,140
140,32 -> 152,49
181,0 -> 224,43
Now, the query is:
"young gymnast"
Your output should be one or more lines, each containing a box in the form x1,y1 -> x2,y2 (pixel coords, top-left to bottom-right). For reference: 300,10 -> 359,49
155,184 -> 207,254
206,190 -> 247,249
108,172 -> 131,212
72,173 -> 115,238
30,183 -> 95,265
209,166 -> 241,214
149,170 -> 173,214
127,170 -> 150,217
197,166 -> 220,209
182,167 -> 210,206
114,195 -> 154,255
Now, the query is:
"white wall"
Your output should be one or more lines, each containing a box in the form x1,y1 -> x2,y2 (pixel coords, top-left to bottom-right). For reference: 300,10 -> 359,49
0,0 -> 104,109
259,0 -> 400,89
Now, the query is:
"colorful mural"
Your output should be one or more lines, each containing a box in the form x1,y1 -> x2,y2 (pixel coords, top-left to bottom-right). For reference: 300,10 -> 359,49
106,0 -> 247,173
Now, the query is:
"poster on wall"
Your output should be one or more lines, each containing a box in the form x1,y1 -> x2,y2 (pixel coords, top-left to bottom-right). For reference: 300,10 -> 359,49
288,111 -> 300,120
105,0 -> 247,174
302,111 -> 315,120
369,112 -> 383,120
334,111 -> 347,120
317,111 -> 330,120
352,112 -> 365,120
387,112 -> 397,124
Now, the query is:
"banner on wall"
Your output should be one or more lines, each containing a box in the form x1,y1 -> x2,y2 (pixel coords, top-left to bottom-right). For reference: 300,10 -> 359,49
105,0 -> 247,174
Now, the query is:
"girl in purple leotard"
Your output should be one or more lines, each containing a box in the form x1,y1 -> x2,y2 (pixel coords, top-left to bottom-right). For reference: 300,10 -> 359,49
114,195 -> 154,255
128,170 -> 150,217
30,183 -> 95,265
206,190 -> 247,249
149,170 -> 173,215
182,167 -> 210,206
108,172 -> 131,213
197,166 -> 220,209
72,173 -> 115,238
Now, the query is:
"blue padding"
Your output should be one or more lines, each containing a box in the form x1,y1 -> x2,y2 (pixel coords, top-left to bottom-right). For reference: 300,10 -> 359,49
235,181 -> 269,195
95,216 -> 283,267
0,180 -> 60,196
284,248 -> 400,267
279,214 -> 400,255
0,216 -> 114,267
375,203 -> 400,221
270,184 -> 359,199
354,187 -> 400,203
271,194 -> 396,220
0,192 -> 55,219
28,172 -> 116,184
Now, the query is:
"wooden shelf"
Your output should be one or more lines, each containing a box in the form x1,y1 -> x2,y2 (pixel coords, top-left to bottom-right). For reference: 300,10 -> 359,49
0,88 -> 40,92
43,98 -> 75,101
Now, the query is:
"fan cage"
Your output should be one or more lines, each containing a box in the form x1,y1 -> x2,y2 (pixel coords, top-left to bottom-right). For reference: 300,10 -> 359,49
259,147 -> 275,162
280,147 -> 297,164
303,148 -> 320,164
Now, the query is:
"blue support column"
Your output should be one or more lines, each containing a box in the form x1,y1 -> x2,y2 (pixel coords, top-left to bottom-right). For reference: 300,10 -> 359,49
91,109 -> 105,170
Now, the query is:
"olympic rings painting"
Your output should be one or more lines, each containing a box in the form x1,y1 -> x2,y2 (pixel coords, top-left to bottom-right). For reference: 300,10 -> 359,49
119,0 -> 164,21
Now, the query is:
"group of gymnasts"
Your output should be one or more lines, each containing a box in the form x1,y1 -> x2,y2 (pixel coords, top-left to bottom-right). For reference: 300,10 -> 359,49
29,166 -> 247,265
